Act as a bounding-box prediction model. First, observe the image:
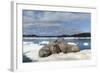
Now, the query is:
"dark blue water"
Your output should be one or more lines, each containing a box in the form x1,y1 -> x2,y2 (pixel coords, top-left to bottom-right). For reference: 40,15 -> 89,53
23,38 -> 91,50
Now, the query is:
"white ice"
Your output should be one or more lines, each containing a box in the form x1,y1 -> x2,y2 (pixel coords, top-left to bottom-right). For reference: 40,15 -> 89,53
23,42 -> 91,62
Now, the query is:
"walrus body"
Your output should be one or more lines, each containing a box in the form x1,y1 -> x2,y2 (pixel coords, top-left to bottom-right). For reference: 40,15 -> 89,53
39,42 -> 61,57
49,44 -> 61,54
66,44 -> 80,53
39,39 -> 80,57
57,43 -> 80,53
39,45 -> 51,57
57,41 -> 67,53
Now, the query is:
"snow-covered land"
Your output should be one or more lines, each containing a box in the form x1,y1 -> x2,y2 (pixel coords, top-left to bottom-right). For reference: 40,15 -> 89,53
23,42 -> 91,62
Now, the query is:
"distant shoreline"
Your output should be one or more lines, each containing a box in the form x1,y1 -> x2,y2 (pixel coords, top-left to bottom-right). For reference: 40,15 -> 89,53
23,32 -> 91,37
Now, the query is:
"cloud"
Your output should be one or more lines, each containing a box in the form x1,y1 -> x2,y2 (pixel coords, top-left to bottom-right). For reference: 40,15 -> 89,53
22,10 -> 91,35
23,10 -> 90,24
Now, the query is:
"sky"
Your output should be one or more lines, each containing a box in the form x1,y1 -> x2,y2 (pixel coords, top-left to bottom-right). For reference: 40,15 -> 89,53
22,10 -> 91,36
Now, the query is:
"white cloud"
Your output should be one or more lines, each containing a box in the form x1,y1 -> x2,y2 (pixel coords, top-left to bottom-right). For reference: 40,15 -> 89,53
23,10 -> 90,27
23,10 -> 90,35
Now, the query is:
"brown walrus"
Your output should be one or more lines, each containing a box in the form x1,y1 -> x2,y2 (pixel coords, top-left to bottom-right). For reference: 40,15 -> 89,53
39,41 -> 61,57
59,44 -> 80,53
57,40 -> 80,53
49,41 -> 61,54
65,44 -> 80,53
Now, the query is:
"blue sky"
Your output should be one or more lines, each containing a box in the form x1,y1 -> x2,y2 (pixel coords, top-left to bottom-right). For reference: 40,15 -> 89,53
22,10 -> 91,36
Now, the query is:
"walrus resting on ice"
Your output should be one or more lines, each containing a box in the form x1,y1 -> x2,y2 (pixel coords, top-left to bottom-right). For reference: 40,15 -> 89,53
39,41 -> 61,57
39,39 -> 80,57
60,44 -> 80,53
39,45 -> 51,57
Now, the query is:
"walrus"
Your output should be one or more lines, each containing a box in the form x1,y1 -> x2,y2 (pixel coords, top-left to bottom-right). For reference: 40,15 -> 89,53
57,41 -> 80,53
53,39 -> 80,53
49,43 -> 61,54
65,44 -> 80,53
39,45 -> 51,57
57,40 -> 67,53
39,41 -> 61,57
58,43 -> 80,53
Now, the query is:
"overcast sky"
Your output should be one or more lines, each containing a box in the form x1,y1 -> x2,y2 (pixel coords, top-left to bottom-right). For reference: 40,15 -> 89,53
22,10 -> 91,36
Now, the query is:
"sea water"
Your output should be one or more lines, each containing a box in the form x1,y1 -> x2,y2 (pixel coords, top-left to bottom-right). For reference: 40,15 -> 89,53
23,37 -> 91,50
